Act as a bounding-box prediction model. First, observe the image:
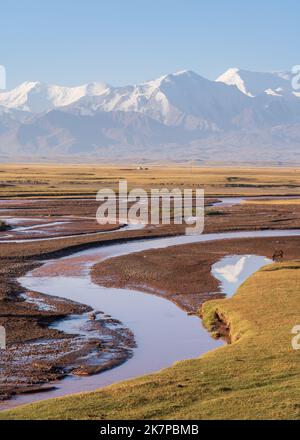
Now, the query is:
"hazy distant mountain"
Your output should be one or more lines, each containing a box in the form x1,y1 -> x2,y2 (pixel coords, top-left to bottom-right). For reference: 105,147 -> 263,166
216,67 -> 295,97
0,68 -> 299,164
67,70 -> 250,130
0,81 -> 110,113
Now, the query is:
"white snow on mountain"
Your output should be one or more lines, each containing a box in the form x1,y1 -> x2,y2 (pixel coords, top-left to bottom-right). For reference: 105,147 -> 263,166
0,81 -> 109,113
66,70 -> 249,131
0,68 -> 296,119
216,67 -> 294,97
0,67 -> 300,163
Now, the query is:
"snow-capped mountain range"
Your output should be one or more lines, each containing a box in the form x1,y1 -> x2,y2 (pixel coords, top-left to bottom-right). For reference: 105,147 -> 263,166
0,68 -> 300,163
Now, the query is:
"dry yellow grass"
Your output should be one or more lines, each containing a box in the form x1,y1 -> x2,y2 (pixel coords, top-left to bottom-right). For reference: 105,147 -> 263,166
1,163 -> 300,197
245,199 -> 300,205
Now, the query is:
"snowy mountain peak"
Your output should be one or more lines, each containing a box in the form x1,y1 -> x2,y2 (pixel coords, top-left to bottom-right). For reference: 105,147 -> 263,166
216,67 -> 294,97
172,69 -> 198,77
0,67 -> 298,125
162,70 -> 207,83
142,70 -> 202,90
0,68 -> 300,162
0,81 -> 110,113
216,68 -> 255,96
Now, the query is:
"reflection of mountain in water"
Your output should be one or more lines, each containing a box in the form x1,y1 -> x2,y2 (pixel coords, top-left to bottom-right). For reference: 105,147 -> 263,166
212,255 -> 272,297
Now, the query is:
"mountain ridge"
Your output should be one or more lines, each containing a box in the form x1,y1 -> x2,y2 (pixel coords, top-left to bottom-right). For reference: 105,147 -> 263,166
0,68 -> 299,163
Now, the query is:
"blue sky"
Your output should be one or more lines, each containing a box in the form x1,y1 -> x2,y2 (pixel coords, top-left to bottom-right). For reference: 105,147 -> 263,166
0,0 -> 299,88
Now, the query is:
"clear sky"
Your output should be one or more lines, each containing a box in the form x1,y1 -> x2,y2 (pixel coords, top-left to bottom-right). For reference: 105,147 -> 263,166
0,0 -> 299,88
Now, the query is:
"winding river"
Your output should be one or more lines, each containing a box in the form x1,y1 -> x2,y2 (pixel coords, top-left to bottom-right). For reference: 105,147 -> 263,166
0,197 -> 299,410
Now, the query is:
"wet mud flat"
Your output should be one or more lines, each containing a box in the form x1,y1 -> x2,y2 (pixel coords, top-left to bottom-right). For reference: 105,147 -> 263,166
0,256 -> 135,401
92,235 -> 300,313
0,197 -> 221,242
3,196 -> 300,241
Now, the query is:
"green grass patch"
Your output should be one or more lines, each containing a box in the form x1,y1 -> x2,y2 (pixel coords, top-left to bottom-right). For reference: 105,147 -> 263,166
205,210 -> 225,216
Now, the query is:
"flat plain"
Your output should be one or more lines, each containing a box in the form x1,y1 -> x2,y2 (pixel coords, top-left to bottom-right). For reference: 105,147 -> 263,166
0,164 -> 300,419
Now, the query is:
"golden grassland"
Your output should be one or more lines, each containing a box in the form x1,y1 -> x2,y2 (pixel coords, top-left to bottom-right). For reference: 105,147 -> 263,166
2,260 -> 300,420
1,163 -> 300,197
245,199 -> 300,205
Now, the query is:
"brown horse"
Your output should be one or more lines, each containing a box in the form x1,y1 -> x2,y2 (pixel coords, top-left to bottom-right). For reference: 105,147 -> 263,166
272,250 -> 284,261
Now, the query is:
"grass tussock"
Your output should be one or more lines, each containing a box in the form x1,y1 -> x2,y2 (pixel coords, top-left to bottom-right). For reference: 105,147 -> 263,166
2,261 -> 300,420
0,220 -> 9,231
205,210 -> 225,216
